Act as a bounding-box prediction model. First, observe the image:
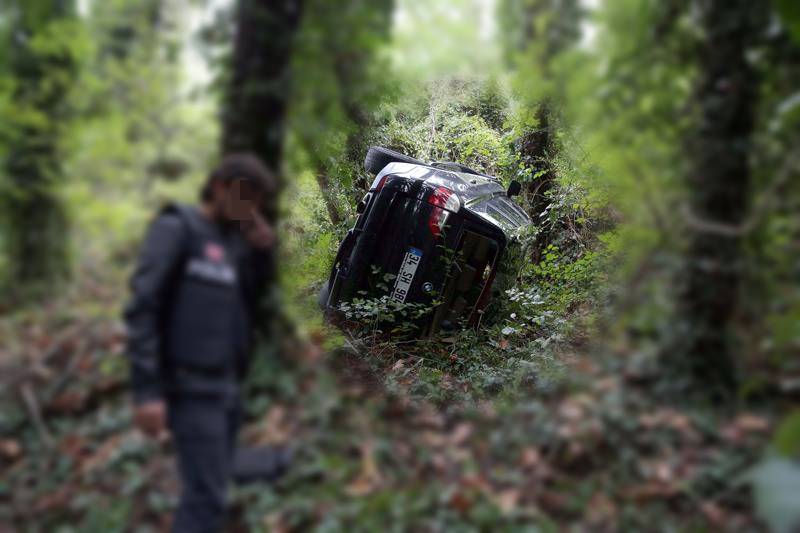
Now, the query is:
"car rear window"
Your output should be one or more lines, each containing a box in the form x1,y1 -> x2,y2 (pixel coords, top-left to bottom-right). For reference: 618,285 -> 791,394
467,196 -> 530,233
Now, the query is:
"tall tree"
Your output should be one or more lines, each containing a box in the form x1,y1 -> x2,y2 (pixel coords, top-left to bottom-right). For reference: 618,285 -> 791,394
673,0 -> 760,398
220,0 -> 304,224
499,0 -> 582,261
0,0 -> 84,299
291,0 -> 394,226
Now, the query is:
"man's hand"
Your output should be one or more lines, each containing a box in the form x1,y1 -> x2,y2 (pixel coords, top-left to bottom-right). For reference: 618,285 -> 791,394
134,400 -> 167,438
242,208 -> 276,249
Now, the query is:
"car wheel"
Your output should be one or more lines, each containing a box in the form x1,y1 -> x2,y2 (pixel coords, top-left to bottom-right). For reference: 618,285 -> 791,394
364,146 -> 425,175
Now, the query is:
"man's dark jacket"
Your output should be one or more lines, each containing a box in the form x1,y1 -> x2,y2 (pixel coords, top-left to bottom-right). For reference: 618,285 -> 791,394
123,204 -> 273,402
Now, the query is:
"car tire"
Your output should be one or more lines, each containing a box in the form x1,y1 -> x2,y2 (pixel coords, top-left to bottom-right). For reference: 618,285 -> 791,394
364,146 -> 425,175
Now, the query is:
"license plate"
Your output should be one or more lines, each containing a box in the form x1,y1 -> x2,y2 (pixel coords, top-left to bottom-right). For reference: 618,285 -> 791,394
391,247 -> 423,303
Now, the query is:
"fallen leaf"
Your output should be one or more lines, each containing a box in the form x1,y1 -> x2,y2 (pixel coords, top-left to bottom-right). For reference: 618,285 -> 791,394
538,491 -> 569,514
413,406 -> 445,429
48,390 -> 87,414
58,434 -> 89,462
448,489 -> 473,514
32,485 -> 74,513
450,423 -> 473,446
493,488 -> 520,514
0,439 -> 22,461
586,492 -> 617,526
80,434 -> 124,475
345,440 -> 382,497
252,406 -> 293,445
622,482 -> 679,502
734,414 -> 770,433
722,413 -> 771,444
700,501 -> 727,527
519,447 -> 541,469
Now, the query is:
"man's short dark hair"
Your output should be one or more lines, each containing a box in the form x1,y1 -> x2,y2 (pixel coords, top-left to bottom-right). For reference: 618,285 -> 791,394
201,153 -> 277,201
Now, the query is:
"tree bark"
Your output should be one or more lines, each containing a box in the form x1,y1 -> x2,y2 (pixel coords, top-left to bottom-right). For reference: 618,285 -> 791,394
518,99 -> 556,262
672,0 -> 758,398
220,0 -> 304,224
315,172 -> 342,226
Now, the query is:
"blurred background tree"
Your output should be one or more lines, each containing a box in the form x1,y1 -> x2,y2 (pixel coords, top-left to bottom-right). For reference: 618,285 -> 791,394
221,0 -> 303,224
0,0 -> 87,300
289,0 -> 394,226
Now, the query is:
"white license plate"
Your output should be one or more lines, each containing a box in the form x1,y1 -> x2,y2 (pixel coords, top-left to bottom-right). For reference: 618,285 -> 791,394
391,247 -> 423,303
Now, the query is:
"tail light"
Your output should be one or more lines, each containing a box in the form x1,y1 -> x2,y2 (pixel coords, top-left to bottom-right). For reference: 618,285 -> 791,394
426,187 -> 460,238
370,174 -> 389,191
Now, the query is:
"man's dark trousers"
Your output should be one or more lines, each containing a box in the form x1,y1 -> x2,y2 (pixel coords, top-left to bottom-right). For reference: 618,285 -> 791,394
168,393 -> 241,533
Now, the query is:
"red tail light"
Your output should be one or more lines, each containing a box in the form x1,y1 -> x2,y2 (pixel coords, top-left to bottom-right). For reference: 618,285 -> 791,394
426,187 -> 460,238
427,187 -> 458,210
370,174 -> 389,191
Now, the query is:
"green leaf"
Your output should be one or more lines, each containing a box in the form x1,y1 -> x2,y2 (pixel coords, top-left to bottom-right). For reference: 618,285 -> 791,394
776,0 -> 800,42
773,410 -> 800,458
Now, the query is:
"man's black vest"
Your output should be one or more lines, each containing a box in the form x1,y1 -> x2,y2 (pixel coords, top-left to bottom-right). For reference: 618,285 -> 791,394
163,205 -> 252,376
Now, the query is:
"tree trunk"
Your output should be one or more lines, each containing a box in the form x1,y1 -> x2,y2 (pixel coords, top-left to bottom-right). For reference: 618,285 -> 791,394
315,172 -> 342,226
304,0 -> 393,222
220,0 -> 304,224
672,0 -> 758,399
2,0 -> 79,300
519,99 -> 556,262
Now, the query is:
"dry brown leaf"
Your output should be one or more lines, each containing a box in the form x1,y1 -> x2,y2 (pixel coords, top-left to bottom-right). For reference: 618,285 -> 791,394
421,431 -> 447,448
733,413 -> 770,433
700,501 -> 727,527
450,423 -> 473,446
493,488 -> 521,514
653,462 -> 674,483
0,439 -> 22,461
345,440 -> 382,497
722,413 -> 771,444
586,492 -> 617,526
48,390 -> 87,414
448,490 -> 473,514
32,484 -> 74,513
413,405 -> 445,429
79,434 -> 124,475
262,511 -> 291,533
58,434 -> 89,462
593,377 -> 617,393
461,474 -> 491,492
519,447 -> 541,469
622,482 -> 679,502
251,406 -> 293,445
538,491 -> 569,514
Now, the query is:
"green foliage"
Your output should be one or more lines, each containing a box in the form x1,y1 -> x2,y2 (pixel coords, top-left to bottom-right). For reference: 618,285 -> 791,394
773,410 -> 800,458
776,0 -> 800,42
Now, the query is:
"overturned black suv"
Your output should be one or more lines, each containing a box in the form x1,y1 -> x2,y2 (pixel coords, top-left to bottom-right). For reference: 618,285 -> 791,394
320,146 -> 532,336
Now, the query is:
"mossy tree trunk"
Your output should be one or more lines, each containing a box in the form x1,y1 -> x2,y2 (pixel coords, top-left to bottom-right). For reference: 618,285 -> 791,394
2,0 -> 81,301
501,0 -> 581,261
220,0 -> 304,225
671,0 -> 759,399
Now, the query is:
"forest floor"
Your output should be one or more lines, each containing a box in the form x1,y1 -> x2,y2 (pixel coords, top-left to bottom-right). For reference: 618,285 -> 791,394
0,275 -> 779,532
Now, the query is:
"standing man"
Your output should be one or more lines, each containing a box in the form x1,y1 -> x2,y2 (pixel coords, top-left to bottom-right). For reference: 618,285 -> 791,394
124,154 -> 277,532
